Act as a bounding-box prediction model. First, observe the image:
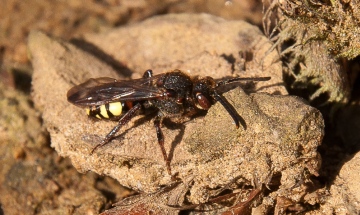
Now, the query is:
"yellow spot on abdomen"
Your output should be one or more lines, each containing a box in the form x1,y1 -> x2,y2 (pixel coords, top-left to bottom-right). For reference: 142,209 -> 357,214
108,102 -> 122,116
100,105 -> 109,118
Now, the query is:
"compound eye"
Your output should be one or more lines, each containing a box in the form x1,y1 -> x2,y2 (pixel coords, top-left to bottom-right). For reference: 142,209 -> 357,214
196,93 -> 211,110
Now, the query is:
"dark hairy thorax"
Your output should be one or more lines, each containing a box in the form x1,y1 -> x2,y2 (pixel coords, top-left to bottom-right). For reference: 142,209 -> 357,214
150,71 -> 195,117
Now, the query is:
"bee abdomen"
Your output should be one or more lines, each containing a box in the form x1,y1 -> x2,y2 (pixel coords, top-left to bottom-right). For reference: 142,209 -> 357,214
86,102 -> 123,119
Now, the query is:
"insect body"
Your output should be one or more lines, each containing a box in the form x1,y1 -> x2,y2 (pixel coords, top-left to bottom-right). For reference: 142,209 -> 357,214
67,70 -> 270,176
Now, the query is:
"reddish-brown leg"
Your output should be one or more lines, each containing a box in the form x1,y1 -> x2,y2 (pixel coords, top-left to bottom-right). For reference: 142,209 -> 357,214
154,116 -> 172,176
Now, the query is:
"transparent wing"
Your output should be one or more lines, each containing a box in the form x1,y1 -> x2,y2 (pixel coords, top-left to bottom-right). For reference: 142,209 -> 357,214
67,76 -> 164,107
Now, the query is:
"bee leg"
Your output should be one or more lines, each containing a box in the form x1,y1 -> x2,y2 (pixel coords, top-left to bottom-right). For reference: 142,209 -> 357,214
90,102 -> 142,154
154,116 -> 172,176
213,90 -> 246,129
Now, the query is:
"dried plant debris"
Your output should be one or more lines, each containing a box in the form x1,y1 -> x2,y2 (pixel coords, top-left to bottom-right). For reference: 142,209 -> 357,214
283,40 -> 350,106
266,0 -> 360,59
29,14 -> 324,213
264,0 -> 357,106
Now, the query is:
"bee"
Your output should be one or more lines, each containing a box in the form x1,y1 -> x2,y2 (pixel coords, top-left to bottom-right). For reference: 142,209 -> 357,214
67,69 -> 270,176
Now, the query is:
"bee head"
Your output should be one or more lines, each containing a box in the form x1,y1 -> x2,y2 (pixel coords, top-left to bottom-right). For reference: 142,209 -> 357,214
192,77 -> 216,110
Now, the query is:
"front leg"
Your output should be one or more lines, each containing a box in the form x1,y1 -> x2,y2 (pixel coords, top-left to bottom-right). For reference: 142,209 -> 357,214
154,116 -> 172,176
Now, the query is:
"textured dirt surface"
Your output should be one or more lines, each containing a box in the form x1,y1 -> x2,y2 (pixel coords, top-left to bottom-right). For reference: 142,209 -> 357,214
29,14 -> 283,185
30,14 -> 323,213
0,81 -> 131,214
2,0 -> 360,214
